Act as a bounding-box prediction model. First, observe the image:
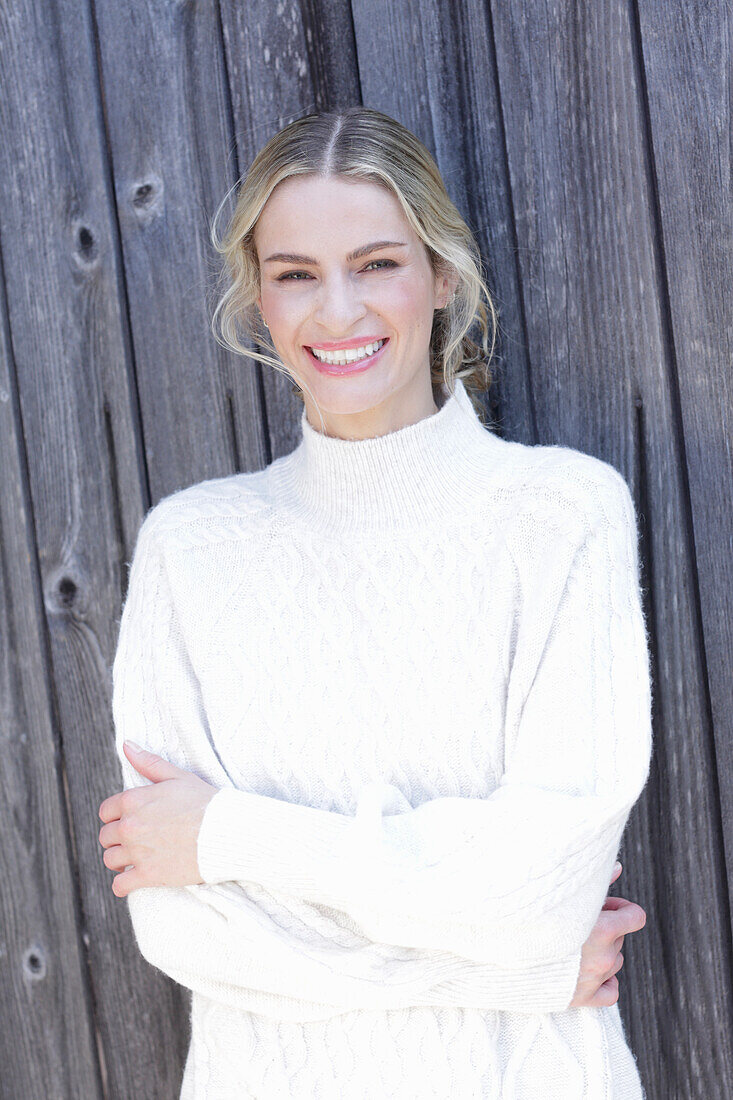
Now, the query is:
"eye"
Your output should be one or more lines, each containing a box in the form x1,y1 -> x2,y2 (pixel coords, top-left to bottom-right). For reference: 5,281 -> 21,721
276,270 -> 312,281
275,259 -> 397,282
362,259 -> 397,271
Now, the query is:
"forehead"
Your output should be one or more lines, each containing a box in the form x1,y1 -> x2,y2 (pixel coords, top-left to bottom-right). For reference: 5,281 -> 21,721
254,174 -> 415,253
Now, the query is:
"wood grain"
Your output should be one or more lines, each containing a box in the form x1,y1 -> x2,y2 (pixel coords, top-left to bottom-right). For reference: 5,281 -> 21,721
0,0 -> 729,1096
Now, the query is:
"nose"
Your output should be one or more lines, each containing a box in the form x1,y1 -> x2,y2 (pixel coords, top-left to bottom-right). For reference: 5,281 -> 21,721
312,271 -> 368,334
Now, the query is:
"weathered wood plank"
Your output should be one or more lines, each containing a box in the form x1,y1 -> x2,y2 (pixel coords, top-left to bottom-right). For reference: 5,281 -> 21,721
637,0 -> 733,919
0,288 -> 103,1099
96,1 -> 263,502
0,4 -> 103,1089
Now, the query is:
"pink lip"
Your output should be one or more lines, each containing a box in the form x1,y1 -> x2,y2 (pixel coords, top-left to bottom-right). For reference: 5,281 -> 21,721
305,338 -> 389,376
308,335 -> 387,350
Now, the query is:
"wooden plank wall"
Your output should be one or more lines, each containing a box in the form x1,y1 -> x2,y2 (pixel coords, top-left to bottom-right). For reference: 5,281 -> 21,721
0,1 -> 730,1096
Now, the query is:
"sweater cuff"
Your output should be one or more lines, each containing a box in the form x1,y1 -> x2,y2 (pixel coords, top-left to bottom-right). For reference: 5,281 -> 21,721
196,787 -> 351,900
432,950 -> 583,1014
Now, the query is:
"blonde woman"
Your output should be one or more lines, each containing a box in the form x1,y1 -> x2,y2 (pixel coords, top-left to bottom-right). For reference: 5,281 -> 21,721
99,106 -> 652,1098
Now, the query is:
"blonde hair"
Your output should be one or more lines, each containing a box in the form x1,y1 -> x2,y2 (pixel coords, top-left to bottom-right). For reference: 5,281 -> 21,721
209,106 -> 500,426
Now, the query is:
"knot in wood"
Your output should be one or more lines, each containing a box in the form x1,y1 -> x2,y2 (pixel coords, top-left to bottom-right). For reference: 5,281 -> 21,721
44,566 -> 86,616
23,945 -> 46,980
132,179 -> 160,211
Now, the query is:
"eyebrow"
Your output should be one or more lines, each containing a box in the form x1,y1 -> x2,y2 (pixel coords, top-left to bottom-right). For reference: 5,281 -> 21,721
262,240 -> 408,265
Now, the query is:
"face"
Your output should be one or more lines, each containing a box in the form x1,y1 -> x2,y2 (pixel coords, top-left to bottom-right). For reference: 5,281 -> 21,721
254,173 -> 456,439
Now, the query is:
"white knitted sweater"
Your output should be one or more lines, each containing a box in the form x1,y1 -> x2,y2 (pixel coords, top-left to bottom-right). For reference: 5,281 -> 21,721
111,377 -> 652,1098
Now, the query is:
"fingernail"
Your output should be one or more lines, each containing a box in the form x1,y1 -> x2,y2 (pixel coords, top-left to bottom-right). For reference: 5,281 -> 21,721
614,860 -> 622,872
124,740 -> 141,752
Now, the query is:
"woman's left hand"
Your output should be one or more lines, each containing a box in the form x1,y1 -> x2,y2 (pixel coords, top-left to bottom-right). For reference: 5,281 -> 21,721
98,742 -> 220,897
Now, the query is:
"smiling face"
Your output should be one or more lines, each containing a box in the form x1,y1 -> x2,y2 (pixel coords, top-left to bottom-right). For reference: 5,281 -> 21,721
254,173 -> 455,439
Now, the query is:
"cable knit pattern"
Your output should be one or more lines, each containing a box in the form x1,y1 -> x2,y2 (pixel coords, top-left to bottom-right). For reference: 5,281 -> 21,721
111,378 -> 652,1098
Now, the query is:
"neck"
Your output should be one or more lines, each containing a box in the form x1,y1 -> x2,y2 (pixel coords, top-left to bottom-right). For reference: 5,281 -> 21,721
302,377 -> 442,443
271,377 -> 506,536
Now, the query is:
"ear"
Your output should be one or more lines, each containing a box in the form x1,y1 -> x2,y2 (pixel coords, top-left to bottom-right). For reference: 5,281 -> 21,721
433,263 -> 459,310
255,295 -> 271,331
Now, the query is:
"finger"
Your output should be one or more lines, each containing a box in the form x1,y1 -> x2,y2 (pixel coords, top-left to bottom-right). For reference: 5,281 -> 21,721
608,951 -> 624,978
111,865 -> 142,898
102,844 -> 130,871
123,743 -> 182,782
609,861 -> 623,885
602,895 -> 632,912
607,900 -> 646,935
99,793 -> 124,823
594,974 -> 620,1007
596,901 -> 644,941
98,821 -> 122,848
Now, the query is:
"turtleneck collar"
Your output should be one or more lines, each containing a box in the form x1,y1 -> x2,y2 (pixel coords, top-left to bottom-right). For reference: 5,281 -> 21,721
272,377 -> 507,535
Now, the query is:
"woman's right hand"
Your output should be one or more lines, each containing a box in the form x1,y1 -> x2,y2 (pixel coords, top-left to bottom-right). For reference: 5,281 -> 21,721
568,862 -> 647,1008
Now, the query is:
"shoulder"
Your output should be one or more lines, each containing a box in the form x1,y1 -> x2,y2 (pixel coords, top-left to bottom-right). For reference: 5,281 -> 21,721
133,468 -> 274,555
489,442 -> 641,613
488,437 -> 639,584
494,436 -> 636,535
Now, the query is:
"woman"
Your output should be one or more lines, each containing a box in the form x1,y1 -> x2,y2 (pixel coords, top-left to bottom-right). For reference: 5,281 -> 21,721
98,106 -> 652,1098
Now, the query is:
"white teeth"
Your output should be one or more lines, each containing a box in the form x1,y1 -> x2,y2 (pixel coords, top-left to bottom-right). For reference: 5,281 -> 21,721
310,339 -> 386,365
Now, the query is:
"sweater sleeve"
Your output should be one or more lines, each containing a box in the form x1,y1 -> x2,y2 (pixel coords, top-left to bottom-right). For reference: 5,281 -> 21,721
196,464 -> 653,971
111,505 -> 584,1016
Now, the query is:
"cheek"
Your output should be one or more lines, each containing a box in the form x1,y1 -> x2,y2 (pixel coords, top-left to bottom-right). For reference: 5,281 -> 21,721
260,289 -> 308,333
375,276 -> 433,332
